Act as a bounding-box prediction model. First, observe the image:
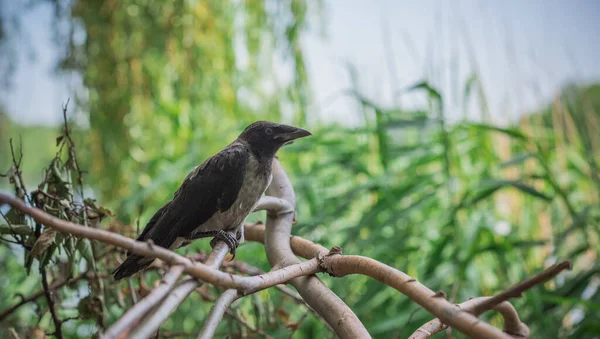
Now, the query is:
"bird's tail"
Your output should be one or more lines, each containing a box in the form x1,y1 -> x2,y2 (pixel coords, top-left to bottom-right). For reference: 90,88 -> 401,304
112,254 -> 156,281
112,202 -> 175,281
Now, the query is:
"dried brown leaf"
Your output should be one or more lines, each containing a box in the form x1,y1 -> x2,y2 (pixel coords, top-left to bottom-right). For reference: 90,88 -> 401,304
30,228 -> 58,259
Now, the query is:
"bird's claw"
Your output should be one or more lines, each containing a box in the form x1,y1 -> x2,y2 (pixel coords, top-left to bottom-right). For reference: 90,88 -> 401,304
210,230 -> 239,260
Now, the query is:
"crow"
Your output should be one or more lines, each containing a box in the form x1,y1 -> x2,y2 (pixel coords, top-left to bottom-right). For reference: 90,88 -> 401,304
112,121 -> 311,280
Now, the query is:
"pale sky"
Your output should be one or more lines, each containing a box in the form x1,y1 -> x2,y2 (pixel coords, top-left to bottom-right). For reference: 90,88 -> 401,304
2,0 -> 600,126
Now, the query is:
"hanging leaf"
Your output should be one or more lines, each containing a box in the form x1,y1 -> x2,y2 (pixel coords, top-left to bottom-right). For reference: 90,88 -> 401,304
77,238 -> 96,269
56,135 -> 65,146
29,228 -> 58,260
499,153 -> 538,168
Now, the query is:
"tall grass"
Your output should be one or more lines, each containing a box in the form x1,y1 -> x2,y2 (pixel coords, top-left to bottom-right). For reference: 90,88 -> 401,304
272,78 -> 600,338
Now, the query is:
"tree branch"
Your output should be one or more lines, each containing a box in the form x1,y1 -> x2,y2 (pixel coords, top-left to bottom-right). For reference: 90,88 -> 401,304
318,252 -> 512,338
262,158 -> 370,338
409,298 -> 530,339
0,272 -> 105,322
40,268 -> 63,339
1,175 -> 569,339
196,286 -> 274,338
253,196 -> 294,214
103,264 -> 186,338
245,223 -> 546,339
0,193 -> 321,295
469,261 -> 571,316
196,289 -> 240,339
128,242 -> 230,339
409,261 -> 572,339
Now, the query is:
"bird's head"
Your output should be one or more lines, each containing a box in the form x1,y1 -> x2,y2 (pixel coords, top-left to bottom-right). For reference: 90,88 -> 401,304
238,121 -> 312,157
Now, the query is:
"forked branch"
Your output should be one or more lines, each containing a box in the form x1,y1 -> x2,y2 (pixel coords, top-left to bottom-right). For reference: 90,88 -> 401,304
409,262 -> 572,339
0,193 -> 321,296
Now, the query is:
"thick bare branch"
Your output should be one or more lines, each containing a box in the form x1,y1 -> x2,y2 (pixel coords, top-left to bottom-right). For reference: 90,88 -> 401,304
262,158 -> 370,338
253,196 -> 294,214
0,193 -> 321,295
196,286 -> 275,338
319,253 -> 512,338
196,289 -> 239,339
129,242 -> 230,339
409,298 -> 530,339
246,223 -> 519,339
410,261 -> 571,339
103,265 -> 186,338
131,188 -> 312,339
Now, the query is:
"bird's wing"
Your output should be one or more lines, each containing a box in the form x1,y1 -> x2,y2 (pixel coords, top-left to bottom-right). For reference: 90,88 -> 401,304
140,144 -> 249,246
132,201 -> 171,242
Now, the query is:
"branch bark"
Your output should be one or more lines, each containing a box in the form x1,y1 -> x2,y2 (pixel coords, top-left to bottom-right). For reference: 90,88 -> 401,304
245,223 -> 539,339
196,287 -> 274,338
0,193 -> 320,294
128,242 -> 230,339
318,252 -> 511,339
409,298 -> 530,339
41,268 -> 63,339
262,158 -> 370,338
410,261 -> 572,339
196,289 -> 239,339
103,265 -> 186,338
1,188 -> 568,339
253,196 -> 294,214
132,195 -> 298,336
469,261 -> 571,316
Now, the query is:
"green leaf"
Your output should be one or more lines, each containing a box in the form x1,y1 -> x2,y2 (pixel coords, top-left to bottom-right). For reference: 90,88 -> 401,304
0,224 -> 32,236
463,73 -> 478,104
77,238 -> 96,269
468,179 -> 553,206
499,153 -> 538,168
467,123 -> 528,140
538,295 -> 600,312
407,81 -> 443,105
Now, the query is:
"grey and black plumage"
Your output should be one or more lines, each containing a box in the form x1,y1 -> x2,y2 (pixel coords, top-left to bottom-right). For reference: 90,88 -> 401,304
112,121 -> 311,280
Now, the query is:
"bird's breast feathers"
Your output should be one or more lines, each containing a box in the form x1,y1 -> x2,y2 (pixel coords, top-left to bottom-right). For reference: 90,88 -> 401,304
191,154 -> 271,234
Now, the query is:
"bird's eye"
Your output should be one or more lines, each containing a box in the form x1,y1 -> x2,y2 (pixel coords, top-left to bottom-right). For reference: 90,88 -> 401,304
265,128 -> 273,135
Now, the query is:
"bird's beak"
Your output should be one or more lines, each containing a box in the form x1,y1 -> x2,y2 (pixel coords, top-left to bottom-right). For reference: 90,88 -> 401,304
279,127 -> 312,142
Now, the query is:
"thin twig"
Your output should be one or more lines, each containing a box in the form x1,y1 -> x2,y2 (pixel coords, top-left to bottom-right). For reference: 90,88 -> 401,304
61,99 -> 108,328
40,268 -> 63,339
470,261 -> 572,315
197,289 -> 240,339
9,137 -> 31,205
128,279 -> 139,304
287,311 -> 310,338
0,272 -> 105,321
8,328 -> 20,339
158,331 -> 198,338
399,307 -> 422,337
0,208 -> 26,245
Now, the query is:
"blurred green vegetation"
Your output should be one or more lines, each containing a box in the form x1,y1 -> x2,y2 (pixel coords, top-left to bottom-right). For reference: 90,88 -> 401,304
0,110 -> 58,188
1,1 -> 600,338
